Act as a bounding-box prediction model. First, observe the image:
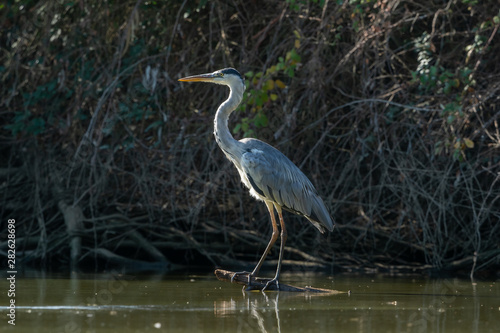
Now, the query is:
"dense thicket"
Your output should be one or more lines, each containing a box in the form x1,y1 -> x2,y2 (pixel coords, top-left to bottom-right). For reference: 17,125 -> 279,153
1,0 -> 499,276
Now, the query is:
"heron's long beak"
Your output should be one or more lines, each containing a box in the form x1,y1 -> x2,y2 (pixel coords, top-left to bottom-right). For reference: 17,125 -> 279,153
178,73 -> 216,83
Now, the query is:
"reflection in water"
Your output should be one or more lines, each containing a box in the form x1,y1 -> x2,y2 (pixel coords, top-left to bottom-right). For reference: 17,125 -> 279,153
214,287 -> 338,333
0,272 -> 498,333
211,276 -> 499,333
249,293 -> 280,333
213,298 -> 237,317
214,291 -> 284,333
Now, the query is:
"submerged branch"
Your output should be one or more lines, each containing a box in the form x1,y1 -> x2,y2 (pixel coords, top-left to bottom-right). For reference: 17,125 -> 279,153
214,269 -> 345,293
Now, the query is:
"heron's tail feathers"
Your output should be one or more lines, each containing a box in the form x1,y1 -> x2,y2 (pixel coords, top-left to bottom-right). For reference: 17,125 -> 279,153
305,195 -> 334,234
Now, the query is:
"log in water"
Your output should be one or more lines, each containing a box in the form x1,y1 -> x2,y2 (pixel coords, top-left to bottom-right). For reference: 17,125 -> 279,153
214,269 -> 345,293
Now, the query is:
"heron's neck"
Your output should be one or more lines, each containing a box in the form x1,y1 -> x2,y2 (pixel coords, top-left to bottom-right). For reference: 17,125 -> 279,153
214,85 -> 244,160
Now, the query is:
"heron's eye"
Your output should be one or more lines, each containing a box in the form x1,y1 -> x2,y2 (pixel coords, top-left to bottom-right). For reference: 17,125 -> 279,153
218,73 -> 224,77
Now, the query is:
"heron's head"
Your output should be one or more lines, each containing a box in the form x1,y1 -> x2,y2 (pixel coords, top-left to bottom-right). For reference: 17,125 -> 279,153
179,68 -> 245,92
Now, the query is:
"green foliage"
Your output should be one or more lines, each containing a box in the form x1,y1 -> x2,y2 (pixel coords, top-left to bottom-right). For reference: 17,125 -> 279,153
5,74 -> 59,137
233,32 -> 302,137
411,32 -> 480,161
5,111 -> 39,136
2,0 -> 166,146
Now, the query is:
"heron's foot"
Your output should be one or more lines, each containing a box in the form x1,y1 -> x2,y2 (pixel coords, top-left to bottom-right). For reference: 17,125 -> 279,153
230,271 -> 254,285
263,278 -> 280,291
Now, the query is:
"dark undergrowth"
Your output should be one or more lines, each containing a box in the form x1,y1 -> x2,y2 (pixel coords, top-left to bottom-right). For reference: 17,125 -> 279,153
1,0 -> 499,277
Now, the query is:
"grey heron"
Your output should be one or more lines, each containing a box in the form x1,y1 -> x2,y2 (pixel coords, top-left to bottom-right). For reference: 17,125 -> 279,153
179,68 -> 334,290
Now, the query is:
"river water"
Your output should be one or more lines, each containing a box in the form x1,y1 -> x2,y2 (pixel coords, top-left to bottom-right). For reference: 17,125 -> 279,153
0,270 -> 498,332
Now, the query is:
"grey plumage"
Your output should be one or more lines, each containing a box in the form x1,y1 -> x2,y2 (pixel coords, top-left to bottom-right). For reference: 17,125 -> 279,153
239,138 -> 333,233
179,68 -> 334,290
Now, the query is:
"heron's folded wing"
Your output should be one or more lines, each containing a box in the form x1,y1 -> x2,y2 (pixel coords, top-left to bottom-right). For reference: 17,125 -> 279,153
240,143 -> 333,232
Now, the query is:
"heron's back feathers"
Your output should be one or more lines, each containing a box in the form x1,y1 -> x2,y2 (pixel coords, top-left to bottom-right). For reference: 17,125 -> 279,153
238,138 -> 334,233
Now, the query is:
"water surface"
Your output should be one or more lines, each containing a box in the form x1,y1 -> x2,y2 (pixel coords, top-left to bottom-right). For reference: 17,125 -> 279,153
0,271 -> 498,332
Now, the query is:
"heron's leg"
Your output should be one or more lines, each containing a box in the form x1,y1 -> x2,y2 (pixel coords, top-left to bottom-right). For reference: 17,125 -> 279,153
263,205 -> 287,291
250,201 -> 280,277
231,201 -> 279,284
